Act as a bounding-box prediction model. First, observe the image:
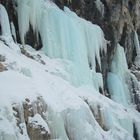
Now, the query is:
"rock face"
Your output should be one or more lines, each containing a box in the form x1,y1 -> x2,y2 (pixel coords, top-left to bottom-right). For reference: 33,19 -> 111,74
24,98 -> 50,140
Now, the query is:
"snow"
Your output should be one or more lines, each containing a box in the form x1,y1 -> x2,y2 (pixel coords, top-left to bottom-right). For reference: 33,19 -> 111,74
0,39 -> 140,140
28,114 -> 50,133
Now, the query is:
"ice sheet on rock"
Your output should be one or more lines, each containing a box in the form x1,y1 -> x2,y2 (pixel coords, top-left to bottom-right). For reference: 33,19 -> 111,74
107,72 -> 128,105
95,0 -> 104,17
108,44 -> 131,106
28,114 -> 50,134
0,103 -> 30,140
107,44 -> 137,136
77,87 -> 139,140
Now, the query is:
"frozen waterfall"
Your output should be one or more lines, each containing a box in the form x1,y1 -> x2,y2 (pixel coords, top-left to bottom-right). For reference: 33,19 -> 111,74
0,0 -> 140,140
17,0 -> 106,88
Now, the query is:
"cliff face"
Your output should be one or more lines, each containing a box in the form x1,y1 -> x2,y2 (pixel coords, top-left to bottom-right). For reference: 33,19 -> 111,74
0,0 -> 140,108
55,0 -> 140,86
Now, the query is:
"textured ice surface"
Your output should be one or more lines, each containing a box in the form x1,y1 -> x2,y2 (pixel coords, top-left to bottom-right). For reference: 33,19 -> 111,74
16,0 -> 106,88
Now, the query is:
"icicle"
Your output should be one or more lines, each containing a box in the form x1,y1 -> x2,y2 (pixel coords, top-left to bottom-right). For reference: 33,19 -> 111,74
29,0 -> 42,33
11,22 -> 17,41
17,0 -> 30,44
95,0 -> 104,17
16,0 -> 106,88
0,4 -> 11,36
134,31 -> 140,66
40,4 -> 106,86
17,0 -> 42,44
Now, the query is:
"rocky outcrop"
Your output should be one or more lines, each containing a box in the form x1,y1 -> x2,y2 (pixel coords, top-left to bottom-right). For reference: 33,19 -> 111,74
0,62 -> 6,72
0,54 -> 5,62
0,55 -> 7,72
12,97 -> 50,140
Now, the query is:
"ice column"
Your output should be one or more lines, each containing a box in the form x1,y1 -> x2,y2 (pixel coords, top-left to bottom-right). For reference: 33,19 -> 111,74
0,4 -> 11,36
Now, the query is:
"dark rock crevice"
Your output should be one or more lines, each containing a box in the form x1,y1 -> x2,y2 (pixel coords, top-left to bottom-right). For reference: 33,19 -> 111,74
25,25 -> 43,50
83,99 -> 108,131
133,123 -> 139,140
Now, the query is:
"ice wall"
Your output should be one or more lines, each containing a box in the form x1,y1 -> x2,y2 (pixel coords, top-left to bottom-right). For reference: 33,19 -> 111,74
16,0 -> 106,88
107,44 -> 135,135
107,44 -> 131,106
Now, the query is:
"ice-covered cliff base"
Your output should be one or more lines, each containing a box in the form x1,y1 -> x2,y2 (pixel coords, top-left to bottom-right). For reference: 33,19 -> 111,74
0,40 -> 140,140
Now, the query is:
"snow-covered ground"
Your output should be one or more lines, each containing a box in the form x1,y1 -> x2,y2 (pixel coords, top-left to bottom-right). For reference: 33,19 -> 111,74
0,39 -> 140,140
